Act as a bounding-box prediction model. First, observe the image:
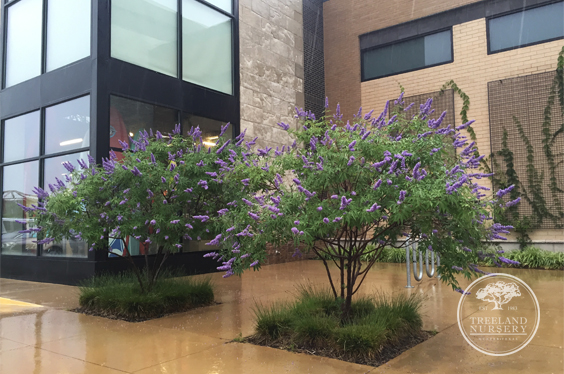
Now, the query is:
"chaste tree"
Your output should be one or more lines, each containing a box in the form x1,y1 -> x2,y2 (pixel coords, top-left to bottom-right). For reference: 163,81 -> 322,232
22,123 -> 271,293
211,93 -> 519,319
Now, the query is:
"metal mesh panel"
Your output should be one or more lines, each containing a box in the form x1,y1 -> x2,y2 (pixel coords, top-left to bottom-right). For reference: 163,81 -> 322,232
488,70 -> 564,229
389,90 -> 455,127
303,0 -> 325,120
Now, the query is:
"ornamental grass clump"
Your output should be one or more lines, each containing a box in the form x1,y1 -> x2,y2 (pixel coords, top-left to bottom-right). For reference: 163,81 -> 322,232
22,123 -> 270,293
78,270 -> 213,321
250,285 -> 424,363
215,93 -> 520,320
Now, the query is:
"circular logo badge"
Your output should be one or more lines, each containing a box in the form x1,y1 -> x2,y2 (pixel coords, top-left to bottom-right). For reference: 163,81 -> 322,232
457,273 -> 540,356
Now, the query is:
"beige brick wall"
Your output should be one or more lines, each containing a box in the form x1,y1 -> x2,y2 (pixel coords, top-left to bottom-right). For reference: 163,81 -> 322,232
323,0 -> 481,119
239,0 -> 304,149
360,18 -> 563,243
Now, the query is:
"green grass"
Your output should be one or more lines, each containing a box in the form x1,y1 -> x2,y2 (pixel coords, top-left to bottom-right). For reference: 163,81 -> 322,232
321,244 -> 563,270
480,246 -> 564,270
78,270 -> 214,321
251,285 -> 424,360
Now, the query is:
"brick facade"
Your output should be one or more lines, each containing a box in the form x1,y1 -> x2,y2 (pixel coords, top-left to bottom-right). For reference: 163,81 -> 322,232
323,0 -> 481,119
323,0 -> 563,248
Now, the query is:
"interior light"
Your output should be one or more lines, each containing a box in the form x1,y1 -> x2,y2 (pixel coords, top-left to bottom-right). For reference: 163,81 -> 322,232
203,141 -> 216,147
208,136 -> 219,140
129,132 -> 134,137
60,138 -> 83,146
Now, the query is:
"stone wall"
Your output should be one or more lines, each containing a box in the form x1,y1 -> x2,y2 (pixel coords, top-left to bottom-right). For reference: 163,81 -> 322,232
239,0 -> 305,149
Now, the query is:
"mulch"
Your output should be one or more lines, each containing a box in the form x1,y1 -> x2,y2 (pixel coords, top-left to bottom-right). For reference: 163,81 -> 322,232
243,331 -> 434,367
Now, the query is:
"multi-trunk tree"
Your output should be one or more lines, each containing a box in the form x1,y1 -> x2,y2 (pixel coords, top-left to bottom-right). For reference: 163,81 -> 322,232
212,94 -> 518,319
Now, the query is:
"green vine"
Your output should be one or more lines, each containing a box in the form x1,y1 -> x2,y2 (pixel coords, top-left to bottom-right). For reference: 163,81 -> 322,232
437,46 -> 564,248
439,80 -> 476,141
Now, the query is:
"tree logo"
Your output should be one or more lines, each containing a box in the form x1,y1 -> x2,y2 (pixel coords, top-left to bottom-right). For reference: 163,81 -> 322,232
475,281 -> 521,310
457,273 -> 540,356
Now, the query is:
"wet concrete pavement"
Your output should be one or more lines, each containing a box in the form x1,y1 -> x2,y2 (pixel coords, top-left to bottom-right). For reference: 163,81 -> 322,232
0,261 -> 562,373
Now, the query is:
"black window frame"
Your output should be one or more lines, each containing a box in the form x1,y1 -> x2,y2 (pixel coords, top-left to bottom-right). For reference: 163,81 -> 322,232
108,0 -> 236,96
0,93 -> 92,257
486,0 -> 564,55
1,0 -> 93,89
360,27 -> 454,82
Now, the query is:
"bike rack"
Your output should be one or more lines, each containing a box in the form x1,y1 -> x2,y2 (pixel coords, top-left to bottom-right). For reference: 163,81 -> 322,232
405,238 -> 440,288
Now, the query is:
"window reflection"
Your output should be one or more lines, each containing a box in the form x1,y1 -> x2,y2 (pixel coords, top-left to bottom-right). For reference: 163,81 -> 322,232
489,2 -> 564,53
5,0 -> 42,87
3,111 -> 40,163
45,96 -> 90,155
182,0 -> 233,94
1,161 -> 39,256
43,152 -> 90,189
46,0 -> 91,72
42,152 -> 89,258
111,0 -> 178,77
110,96 -> 178,149
182,113 -> 228,148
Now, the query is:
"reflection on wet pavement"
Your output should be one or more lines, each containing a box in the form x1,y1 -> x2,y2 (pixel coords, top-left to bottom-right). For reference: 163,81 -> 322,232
0,261 -> 562,373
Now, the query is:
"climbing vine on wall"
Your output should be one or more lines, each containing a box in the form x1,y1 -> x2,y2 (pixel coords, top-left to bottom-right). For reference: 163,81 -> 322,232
437,47 -> 564,248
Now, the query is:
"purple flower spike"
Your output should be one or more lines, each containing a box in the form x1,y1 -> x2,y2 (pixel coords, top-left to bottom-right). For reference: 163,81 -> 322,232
317,206 -> 323,211
366,203 -> 380,213
277,122 -> 290,131
348,140 -> 356,151
250,260 -> 259,267
291,227 -> 299,235
455,289 -> 471,295
323,218 -> 329,224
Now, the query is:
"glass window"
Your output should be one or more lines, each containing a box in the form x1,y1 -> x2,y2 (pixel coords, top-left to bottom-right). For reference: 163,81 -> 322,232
361,30 -> 452,81
43,151 -> 89,190
46,0 -> 92,72
1,161 -> 39,256
110,96 -> 178,149
5,0 -> 43,87
182,0 -> 233,94
204,0 -> 232,13
109,236 -> 158,257
489,2 -> 564,53
42,152 -> 88,259
3,111 -> 40,163
182,113 -> 228,148
44,96 -> 90,155
111,0 -> 178,77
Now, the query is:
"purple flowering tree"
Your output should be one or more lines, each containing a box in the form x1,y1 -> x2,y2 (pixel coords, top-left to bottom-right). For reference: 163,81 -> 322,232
24,124 -> 266,293
213,94 -> 519,319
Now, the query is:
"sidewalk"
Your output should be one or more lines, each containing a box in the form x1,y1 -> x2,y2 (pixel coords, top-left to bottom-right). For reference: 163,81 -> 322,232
0,261 -> 562,373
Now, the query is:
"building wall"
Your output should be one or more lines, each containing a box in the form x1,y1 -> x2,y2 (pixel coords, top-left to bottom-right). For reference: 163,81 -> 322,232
360,18 -> 563,246
239,0 -> 305,149
322,0 -> 481,118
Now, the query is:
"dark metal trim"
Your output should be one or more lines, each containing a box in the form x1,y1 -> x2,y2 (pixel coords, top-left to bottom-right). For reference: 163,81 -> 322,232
359,0 -> 558,51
